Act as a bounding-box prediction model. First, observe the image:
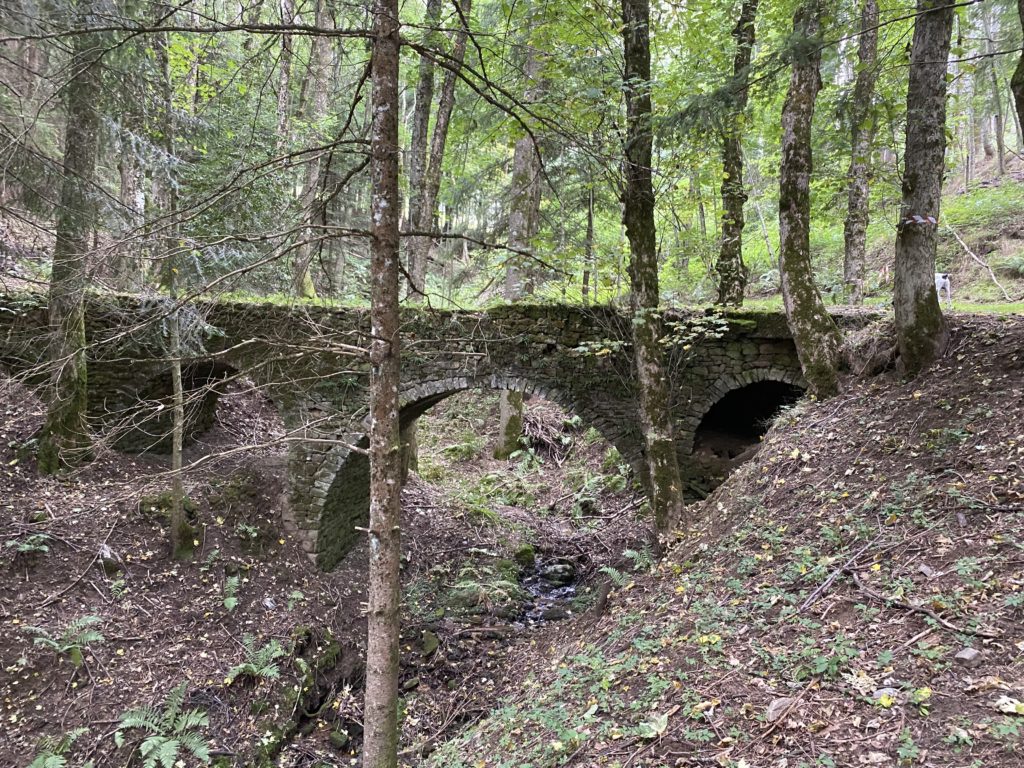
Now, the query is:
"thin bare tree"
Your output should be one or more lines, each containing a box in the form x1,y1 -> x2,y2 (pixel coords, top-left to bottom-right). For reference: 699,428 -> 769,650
361,0 -> 402,760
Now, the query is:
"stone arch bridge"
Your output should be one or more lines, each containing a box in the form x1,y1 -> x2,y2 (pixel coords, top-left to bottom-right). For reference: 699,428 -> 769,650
0,294 -> 869,569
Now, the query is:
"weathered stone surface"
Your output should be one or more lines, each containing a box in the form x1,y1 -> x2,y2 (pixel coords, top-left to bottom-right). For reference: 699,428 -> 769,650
954,647 -> 982,668
0,293 -> 878,570
766,697 -> 798,722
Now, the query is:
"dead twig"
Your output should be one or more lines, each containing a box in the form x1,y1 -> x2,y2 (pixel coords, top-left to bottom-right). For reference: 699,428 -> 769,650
946,223 -> 1013,301
40,519 -> 118,607
846,568 -> 1001,638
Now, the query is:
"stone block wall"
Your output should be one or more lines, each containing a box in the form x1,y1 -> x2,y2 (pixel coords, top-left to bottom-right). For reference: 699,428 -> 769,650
0,293 -> 882,570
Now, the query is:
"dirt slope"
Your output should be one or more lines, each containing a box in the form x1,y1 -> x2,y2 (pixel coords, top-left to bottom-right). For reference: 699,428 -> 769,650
427,314 -> 1024,768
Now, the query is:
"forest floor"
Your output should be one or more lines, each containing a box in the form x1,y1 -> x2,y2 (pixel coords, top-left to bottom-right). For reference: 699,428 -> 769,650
2,313 -> 1023,768
428,313 -> 1024,768
0,376 -> 648,766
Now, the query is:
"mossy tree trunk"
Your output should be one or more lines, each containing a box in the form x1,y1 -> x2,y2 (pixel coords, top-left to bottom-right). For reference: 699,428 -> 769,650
895,0 -> 953,376
362,0 -> 402,761
714,0 -> 758,307
778,0 -> 843,399
37,0 -> 102,475
496,45 -> 541,460
842,0 -> 879,305
622,0 -> 684,532
291,0 -> 334,300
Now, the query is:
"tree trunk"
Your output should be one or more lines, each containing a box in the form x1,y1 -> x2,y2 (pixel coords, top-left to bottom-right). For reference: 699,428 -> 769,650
842,0 -> 879,305
276,0 -> 295,149
406,0 -> 473,301
401,0 -> 472,474
496,46 -> 542,459
37,2 -> 102,474
167,269 -> 192,560
154,9 -> 190,561
1012,0 -> 1024,145
715,0 -> 758,306
895,0 -> 953,376
985,6 -> 1005,176
405,0 -> 442,248
582,185 -> 594,304
621,0 -> 684,532
116,112 -> 146,289
361,0 -> 402,761
291,0 -> 333,299
778,0 -> 843,399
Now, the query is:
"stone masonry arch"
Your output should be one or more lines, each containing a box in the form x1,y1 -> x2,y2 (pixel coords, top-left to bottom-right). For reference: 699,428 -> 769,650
0,294 -> 878,570
314,374 -> 644,569
677,367 -> 807,455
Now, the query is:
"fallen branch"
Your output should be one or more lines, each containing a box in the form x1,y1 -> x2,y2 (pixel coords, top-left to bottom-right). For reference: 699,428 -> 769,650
946,224 -> 1013,301
846,568 -> 1001,638
40,519 -> 118,607
799,535 -> 880,613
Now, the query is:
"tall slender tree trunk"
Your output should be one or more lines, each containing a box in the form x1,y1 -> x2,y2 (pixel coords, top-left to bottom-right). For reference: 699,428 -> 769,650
778,0 -> 843,398
407,0 -> 473,300
276,0 -> 295,148
38,1 -> 102,474
715,0 -> 758,306
985,6 -> 1005,176
154,11 -> 190,561
582,185 -> 594,304
401,0 -> 472,475
842,0 -> 879,305
405,0 -> 442,252
621,0 -> 684,532
291,0 -> 334,299
167,266 -> 191,559
1011,0 -> 1024,142
496,47 -> 542,460
116,109 -> 146,289
895,0 -> 953,376
361,0 -> 401,760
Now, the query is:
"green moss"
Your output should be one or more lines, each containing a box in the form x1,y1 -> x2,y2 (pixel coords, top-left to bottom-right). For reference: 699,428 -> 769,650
172,521 -> 196,561
513,543 -> 536,567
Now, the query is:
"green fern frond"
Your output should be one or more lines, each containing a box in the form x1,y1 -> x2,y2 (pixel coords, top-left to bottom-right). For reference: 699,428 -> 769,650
179,731 -> 211,761
115,685 -> 209,766
161,683 -> 187,726
118,706 -> 164,732
173,710 -> 208,734
27,755 -> 65,768
63,615 -> 102,637
29,727 -> 89,768
599,565 -> 630,587
139,735 -> 179,768
70,629 -> 105,646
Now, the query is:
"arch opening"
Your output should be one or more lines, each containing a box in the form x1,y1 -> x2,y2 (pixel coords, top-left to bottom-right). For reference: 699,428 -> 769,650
692,379 -> 804,469
316,379 -> 639,570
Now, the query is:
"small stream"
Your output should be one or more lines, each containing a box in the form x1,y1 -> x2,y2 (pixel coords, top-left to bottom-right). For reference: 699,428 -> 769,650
519,559 -> 578,624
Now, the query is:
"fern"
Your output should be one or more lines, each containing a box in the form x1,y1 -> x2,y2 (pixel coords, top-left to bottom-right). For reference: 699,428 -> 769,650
25,615 -> 104,668
225,635 -> 286,685
222,575 -> 239,611
28,727 -> 92,768
624,547 -> 654,573
599,565 -> 630,588
114,683 -> 210,767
